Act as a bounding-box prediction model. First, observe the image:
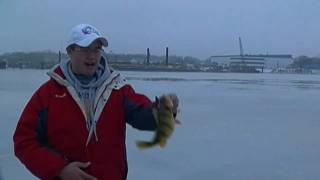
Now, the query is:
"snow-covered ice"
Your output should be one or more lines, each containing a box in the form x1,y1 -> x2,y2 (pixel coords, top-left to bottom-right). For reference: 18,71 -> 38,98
1,69 -> 320,180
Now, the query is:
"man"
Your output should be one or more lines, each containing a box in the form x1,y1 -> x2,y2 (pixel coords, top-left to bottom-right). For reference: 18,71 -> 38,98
13,24 -> 178,180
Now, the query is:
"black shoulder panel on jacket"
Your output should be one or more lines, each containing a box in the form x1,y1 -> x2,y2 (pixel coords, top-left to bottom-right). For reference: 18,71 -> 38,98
124,97 -> 157,131
36,107 -> 49,146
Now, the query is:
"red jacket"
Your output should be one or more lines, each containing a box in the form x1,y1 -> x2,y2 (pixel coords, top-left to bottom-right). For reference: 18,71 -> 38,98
13,66 -> 157,180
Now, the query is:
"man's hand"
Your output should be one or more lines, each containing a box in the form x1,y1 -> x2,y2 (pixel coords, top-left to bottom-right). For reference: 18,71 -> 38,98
167,93 -> 179,117
153,93 -> 180,124
58,162 -> 97,180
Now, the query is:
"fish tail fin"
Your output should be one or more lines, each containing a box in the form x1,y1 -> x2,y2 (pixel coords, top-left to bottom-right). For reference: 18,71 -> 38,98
159,140 -> 167,148
136,140 -> 156,149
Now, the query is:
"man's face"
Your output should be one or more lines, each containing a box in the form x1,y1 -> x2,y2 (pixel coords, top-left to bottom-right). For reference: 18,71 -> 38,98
68,40 -> 102,76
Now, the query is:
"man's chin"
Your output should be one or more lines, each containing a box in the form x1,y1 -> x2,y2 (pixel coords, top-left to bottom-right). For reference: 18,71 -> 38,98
81,70 -> 95,76
84,66 -> 98,75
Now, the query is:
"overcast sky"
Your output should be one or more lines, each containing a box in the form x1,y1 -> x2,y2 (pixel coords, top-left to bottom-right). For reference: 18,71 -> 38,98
1,0 -> 320,59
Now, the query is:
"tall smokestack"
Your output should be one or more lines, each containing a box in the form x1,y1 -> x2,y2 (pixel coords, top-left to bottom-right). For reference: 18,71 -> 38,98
146,48 -> 150,64
165,47 -> 169,66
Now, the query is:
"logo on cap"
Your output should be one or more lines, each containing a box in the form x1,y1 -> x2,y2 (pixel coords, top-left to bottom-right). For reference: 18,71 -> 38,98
82,26 -> 100,36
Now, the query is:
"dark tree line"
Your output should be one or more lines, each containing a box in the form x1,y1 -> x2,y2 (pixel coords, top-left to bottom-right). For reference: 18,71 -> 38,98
290,56 -> 320,69
0,51 -> 66,69
0,51 -> 202,69
5,50 -> 318,71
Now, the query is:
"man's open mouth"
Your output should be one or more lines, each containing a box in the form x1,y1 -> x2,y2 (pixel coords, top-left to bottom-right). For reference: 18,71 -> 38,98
85,62 -> 95,67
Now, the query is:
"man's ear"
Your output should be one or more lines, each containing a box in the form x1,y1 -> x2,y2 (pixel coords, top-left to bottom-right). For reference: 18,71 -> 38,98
66,47 -> 72,54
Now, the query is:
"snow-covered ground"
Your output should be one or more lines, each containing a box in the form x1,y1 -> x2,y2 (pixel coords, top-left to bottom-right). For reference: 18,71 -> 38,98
1,69 -> 320,180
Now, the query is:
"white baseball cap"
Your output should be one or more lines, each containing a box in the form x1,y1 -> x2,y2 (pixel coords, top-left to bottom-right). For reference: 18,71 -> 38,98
65,24 -> 108,48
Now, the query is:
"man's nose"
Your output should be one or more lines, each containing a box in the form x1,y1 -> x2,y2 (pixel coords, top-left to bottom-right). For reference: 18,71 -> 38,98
87,52 -> 98,59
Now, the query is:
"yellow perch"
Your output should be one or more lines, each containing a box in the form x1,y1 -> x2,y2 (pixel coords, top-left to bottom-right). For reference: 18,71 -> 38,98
136,95 -> 176,149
